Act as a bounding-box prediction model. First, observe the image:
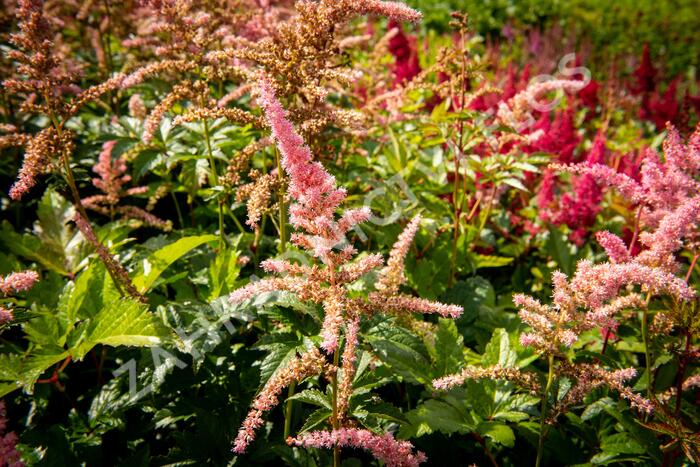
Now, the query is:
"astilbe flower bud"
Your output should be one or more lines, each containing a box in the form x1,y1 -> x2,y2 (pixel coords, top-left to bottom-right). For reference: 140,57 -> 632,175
128,94 -> 148,119
320,288 -> 346,353
375,216 -> 420,294
0,271 -> 39,296
337,315 -> 360,419
9,127 -> 71,201
0,270 -> 39,326
433,365 -> 541,394
287,428 -> 426,467
0,307 -> 14,325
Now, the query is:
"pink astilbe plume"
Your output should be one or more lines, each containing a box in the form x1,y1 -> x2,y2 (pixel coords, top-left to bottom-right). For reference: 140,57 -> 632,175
229,76 -> 461,456
347,0 -> 422,23
496,79 -> 585,132
257,77 -> 368,261
0,307 -> 13,325
491,125 -> 700,421
0,271 -> 38,296
81,141 -> 172,231
595,231 -> 631,264
0,401 -> 23,466
433,365 -> 541,394
0,270 -> 38,326
555,123 -> 700,269
287,428 -> 426,467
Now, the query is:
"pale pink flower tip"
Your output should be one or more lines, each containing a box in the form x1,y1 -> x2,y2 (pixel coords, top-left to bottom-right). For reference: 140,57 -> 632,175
0,271 -> 39,296
358,0 -> 423,23
288,428 -> 426,467
0,307 -> 13,324
595,231 -> 630,263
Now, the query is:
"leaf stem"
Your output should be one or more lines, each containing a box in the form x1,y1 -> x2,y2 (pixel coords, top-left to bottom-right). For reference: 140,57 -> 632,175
203,119 -> 226,249
275,147 -> 287,254
641,292 -> 653,398
331,348 -> 341,467
536,353 -> 555,467
284,381 -> 296,439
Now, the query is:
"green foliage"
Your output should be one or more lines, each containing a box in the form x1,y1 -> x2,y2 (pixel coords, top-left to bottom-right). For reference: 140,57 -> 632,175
0,1 -> 698,465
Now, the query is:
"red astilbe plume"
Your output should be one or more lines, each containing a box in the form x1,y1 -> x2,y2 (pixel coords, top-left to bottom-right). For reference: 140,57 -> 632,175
228,79 -> 459,462
578,77 -> 600,112
81,141 -> 172,231
525,105 -> 581,164
387,19 -> 420,85
540,131 -> 608,245
631,43 -> 656,96
643,78 -> 680,130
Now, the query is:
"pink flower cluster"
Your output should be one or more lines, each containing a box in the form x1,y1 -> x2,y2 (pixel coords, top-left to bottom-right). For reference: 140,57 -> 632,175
0,270 -> 38,325
287,428 -> 426,467
81,141 -> 171,230
557,123 -> 700,271
0,271 -> 38,296
257,77 -> 370,261
0,401 -> 23,467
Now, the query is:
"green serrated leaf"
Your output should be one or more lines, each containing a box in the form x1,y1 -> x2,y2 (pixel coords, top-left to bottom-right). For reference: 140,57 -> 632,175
429,318 -> 463,377
288,389 -> 331,409
401,399 -> 476,438
482,328 -> 516,367
477,421 -> 515,447
70,298 -> 169,360
600,432 -> 645,455
208,248 -> 241,300
133,234 -> 217,292
299,408 -> 332,434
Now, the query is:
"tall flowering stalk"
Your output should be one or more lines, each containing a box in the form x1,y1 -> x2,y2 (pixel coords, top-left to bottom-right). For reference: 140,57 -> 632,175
2,0 -> 142,300
229,78 -> 461,466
